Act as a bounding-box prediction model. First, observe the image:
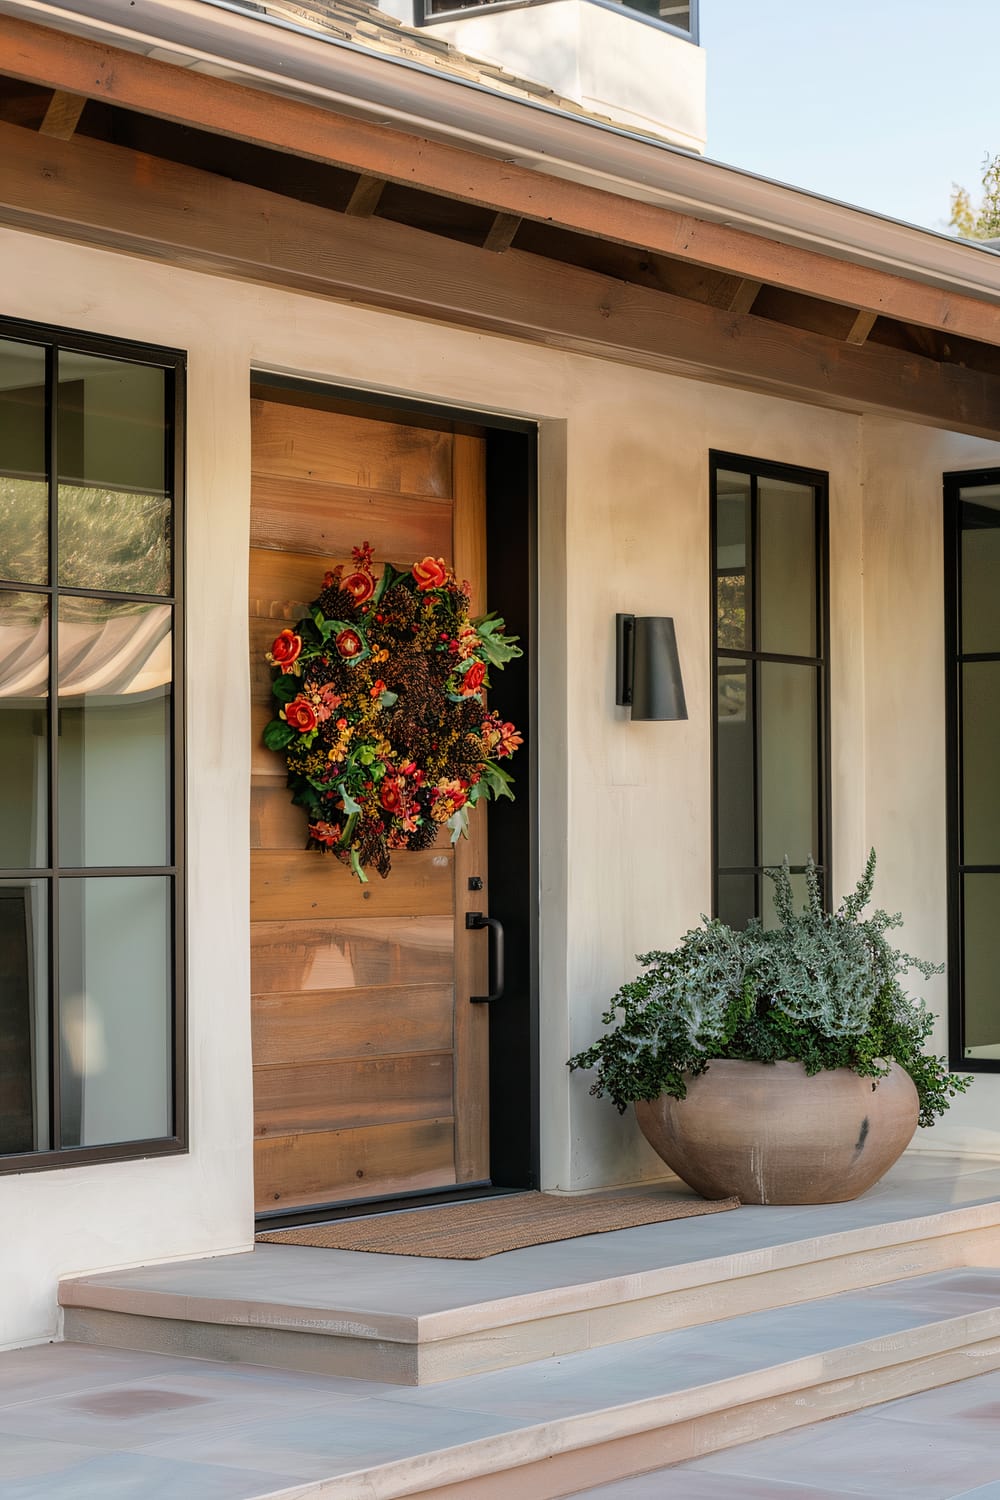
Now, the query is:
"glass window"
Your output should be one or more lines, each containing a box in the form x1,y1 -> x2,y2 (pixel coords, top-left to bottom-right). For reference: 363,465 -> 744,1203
420,0 -> 697,38
0,321 -> 183,1168
946,476 -> 1000,1067
711,454 -> 828,929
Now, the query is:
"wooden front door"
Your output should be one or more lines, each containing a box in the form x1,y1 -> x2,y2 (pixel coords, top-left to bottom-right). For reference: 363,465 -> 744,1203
249,393 -> 491,1214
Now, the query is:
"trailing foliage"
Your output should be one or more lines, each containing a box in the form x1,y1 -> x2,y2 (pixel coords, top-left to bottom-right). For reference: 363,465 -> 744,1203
568,854 -> 971,1129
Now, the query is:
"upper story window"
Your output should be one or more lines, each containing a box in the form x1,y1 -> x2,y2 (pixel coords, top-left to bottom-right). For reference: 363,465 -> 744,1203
711,453 -> 830,929
418,0 -> 698,41
0,320 -> 185,1171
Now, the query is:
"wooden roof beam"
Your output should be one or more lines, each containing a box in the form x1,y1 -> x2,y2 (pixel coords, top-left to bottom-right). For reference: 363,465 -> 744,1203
1,121 -> 998,439
2,13 -> 1000,350
846,309 -> 878,346
38,89 -> 86,140
343,173 -> 385,218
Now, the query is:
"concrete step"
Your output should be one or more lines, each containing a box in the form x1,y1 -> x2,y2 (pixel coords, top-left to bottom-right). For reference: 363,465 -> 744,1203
60,1163 -> 1000,1384
20,1270 -> 1000,1499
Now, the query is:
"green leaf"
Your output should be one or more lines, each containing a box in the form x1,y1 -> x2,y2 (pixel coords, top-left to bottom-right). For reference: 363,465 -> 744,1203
310,605 -> 335,641
349,847 -> 369,884
372,562 -> 399,606
447,804 -> 471,844
481,760 -> 516,801
474,614 -> 523,668
271,673 -> 300,703
263,720 -> 295,751
339,783 -> 362,818
379,689 -> 399,708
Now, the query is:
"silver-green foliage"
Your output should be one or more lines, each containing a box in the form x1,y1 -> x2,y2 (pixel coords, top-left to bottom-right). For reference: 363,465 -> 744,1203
568,852 -> 970,1128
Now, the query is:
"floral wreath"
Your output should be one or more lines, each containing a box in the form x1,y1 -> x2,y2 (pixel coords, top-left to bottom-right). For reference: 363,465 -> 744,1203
263,543 -> 523,882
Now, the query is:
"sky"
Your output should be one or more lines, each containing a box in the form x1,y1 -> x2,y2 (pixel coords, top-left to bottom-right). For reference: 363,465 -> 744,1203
701,0 -> 1000,235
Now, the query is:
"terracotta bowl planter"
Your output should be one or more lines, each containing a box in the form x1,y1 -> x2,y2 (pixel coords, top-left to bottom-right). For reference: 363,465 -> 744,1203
634,1059 -> 919,1205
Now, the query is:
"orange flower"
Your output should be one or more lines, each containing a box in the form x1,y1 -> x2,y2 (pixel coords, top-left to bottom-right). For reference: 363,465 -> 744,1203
379,779 -> 404,814
430,777 -> 469,822
335,628 -> 363,659
308,820 -> 341,847
267,628 -> 302,673
497,722 -> 523,758
282,695 -> 318,734
370,678 -> 387,699
412,556 -> 448,592
460,660 -> 487,696
343,570 -> 375,604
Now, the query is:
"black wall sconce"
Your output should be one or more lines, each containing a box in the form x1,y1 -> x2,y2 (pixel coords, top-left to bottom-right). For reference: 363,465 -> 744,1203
615,614 -> 688,721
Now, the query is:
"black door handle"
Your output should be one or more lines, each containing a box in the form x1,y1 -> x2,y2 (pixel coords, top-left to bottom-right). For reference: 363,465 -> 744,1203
465,911 -> 505,1003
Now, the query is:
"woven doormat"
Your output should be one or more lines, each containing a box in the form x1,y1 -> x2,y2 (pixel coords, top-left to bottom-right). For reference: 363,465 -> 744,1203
256,1191 -> 740,1259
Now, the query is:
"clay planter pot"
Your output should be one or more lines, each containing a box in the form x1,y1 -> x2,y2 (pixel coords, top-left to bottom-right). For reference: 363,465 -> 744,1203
634,1059 -> 919,1205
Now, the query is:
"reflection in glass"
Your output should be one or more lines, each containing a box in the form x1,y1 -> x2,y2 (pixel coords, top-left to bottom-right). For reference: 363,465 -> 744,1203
0,880 -> 49,1154
716,660 -> 754,868
58,598 -> 172,868
960,488 -> 1000,655
759,478 -> 816,657
59,876 -> 172,1147
715,470 -> 750,650
0,338 -> 47,586
963,875 -> 1000,1052
759,662 -> 818,867
962,662 -> 1000,867
57,353 -> 170,595
0,591 -> 48,868
717,873 -> 756,931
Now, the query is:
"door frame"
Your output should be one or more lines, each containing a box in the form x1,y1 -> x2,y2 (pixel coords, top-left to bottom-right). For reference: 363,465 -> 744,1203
250,372 -> 540,1225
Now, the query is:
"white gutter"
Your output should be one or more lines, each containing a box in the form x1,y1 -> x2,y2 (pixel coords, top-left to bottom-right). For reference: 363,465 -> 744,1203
3,0 -> 1000,305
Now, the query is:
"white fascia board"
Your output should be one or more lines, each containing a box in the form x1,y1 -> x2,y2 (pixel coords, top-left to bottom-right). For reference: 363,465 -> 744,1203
3,0 -> 1000,306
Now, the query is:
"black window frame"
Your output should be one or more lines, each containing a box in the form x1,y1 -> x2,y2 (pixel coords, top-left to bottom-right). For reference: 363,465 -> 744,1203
710,450 -> 832,924
944,466 -> 1000,1075
415,0 -> 699,43
0,315 -> 187,1173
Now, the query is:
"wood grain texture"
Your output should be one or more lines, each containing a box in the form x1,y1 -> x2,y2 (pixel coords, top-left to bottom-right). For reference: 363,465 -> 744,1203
254,1052 -> 454,1135
252,983 -> 454,1065
3,122 -> 997,437
251,400 -> 452,499
251,848 -> 453,921
451,433 -> 490,1182
254,1117 -> 456,1210
6,13 -> 1000,349
250,478 -> 453,561
250,916 -> 454,993
251,777 -> 310,851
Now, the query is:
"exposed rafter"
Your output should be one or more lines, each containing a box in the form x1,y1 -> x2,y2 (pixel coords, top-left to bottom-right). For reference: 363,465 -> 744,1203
1,121 -> 998,437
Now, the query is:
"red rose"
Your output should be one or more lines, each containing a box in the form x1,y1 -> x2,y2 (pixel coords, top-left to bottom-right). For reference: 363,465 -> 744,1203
380,779 -> 404,814
343,570 -> 375,605
282,695 -> 318,733
269,628 -> 302,673
335,629 -> 363,659
460,660 -> 487,696
412,556 -> 448,592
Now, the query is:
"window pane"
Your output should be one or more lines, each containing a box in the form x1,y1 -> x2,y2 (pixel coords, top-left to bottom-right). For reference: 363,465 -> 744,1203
716,659 -> 755,867
759,661 -> 819,867
715,470 -> 750,650
59,875 -> 172,1147
57,352 -> 171,595
962,661 -> 1000,866
58,598 -> 172,868
0,338 -> 47,586
0,590 -> 48,868
960,487 -> 1000,655
0,880 -> 48,1154
759,477 -> 817,657
963,874 -> 1000,1055
717,872 -> 756,931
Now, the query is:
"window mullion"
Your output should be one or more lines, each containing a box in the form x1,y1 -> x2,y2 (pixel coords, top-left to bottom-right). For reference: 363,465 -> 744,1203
46,341 -> 61,1153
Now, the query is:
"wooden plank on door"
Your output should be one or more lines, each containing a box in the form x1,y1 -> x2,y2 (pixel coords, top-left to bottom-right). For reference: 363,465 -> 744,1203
250,915 -> 454,993
254,1052 -> 454,1136
252,982 -> 454,1065
254,1118 -> 457,1211
251,777 -> 309,851
251,400 -> 453,498
250,478 -> 453,561
250,848 -> 453,921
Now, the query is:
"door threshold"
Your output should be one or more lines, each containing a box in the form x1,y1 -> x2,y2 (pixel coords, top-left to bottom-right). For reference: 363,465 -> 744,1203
255,1182 -> 530,1232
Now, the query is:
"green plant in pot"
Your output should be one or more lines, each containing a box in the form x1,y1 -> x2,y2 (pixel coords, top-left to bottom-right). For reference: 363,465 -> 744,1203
568,853 -> 971,1205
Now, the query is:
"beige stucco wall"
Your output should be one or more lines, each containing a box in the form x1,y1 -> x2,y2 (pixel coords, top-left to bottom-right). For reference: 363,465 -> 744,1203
1,223 -> 999,1346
